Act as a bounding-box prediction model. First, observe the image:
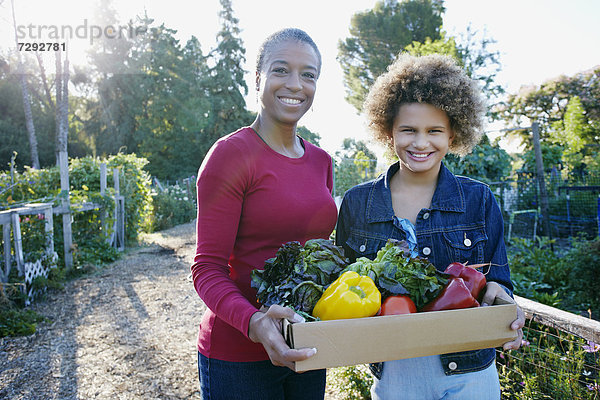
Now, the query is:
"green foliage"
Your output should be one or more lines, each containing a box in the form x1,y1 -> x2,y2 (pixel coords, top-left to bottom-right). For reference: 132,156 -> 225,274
344,239 -> 448,309
499,68 -> 600,176
550,96 -> 599,176
296,126 -> 321,147
508,236 -> 600,315
507,237 -> 564,306
0,154 -> 151,272
500,67 -> 600,139
251,239 -> 348,320
560,238 -> 600,312
0,54 -> 72,170
404,32 -> 459,59
106,153 -> 153,241
329,365 -> 374,400
497,322 -> 600,400
0,307 -> 47,337
338,0 -> 444,112
338,1 -> 503,114
404,26 -> 505,106
518,143 -> 564,174
334,139 -> 379,196
150,183 -> 196,232
445,135 -> 512,182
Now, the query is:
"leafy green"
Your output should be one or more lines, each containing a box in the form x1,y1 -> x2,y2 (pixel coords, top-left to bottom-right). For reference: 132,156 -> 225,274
343,239 -> 448,310
251,239 -> 348,320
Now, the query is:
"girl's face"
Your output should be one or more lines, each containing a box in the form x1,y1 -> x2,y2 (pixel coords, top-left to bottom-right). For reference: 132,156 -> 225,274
256,41 -> 319,126
392,102 -> 454,177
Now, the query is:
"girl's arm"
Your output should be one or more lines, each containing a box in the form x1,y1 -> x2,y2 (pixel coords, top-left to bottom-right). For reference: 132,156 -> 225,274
480,186 -> 525,349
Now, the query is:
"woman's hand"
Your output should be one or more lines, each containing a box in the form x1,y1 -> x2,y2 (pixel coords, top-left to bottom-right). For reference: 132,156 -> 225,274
480,281 -> 526,351
248,304 -> 317,370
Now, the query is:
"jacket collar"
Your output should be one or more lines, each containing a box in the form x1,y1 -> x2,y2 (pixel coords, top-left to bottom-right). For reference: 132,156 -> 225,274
366,162 -> 465,223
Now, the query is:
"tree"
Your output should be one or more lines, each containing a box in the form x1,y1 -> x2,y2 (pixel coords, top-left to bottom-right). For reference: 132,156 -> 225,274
334,138 -> 379,196
202,0 -> 254,154
296,126 -> 321,147
405,26 -> 504,106
82,0 -> 146,157
338,0 -> 444,112
11,0 -> 39,168
499,67 -> 600,144
550,96 -> 599,176
0,54 -> 59,169
444,135 -> 511,182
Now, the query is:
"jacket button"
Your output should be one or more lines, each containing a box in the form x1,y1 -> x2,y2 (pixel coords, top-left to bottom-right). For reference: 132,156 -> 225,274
423,212 -> 430,220
464,238 -> 472,247
422,247 -> 431,256
359,244 -> 366,252
448,361 -> 457,370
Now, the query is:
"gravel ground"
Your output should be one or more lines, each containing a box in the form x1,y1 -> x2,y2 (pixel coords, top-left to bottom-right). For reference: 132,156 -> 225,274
0,222 -> 344,400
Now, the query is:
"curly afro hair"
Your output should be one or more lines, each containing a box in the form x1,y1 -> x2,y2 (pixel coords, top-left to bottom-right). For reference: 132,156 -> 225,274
363,53 -> 486,156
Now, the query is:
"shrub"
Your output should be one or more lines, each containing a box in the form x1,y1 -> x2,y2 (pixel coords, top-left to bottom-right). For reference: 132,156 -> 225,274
150,183 -> 196,232
328,365 -> 373,400
560,238 -> 600,313
0,307 -> 47,337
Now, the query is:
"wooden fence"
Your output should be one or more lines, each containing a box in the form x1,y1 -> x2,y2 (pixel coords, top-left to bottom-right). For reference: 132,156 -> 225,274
515,295 -> 600,344
0,163 -> 125,303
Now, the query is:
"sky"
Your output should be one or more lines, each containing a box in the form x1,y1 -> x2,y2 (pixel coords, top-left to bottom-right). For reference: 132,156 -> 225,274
1,0 -> 599,156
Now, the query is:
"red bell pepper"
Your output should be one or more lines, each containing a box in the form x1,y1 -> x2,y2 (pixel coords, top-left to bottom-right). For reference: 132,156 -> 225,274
420,277 -> 480,312
444,262 -> 487,301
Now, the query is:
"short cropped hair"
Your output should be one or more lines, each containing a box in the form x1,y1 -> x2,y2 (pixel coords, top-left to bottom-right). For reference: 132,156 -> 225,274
256,28 -> 322,77
363,54 -> 486,156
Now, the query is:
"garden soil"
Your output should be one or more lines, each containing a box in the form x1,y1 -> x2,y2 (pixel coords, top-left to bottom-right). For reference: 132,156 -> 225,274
0,221 -> 344,400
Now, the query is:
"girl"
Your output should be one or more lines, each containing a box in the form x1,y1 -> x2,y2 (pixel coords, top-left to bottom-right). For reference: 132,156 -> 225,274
335,54 -> 525,400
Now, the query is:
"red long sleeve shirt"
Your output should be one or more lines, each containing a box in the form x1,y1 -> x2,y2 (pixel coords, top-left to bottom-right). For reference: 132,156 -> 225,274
191,127 -> 338,362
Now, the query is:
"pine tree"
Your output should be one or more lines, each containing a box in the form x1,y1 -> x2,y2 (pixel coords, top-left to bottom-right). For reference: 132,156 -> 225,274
202,0 -> 253,154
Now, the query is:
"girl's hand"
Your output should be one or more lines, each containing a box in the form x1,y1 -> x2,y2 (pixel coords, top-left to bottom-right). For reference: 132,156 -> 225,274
480,282 -> 526,350
248,304 -> 317,370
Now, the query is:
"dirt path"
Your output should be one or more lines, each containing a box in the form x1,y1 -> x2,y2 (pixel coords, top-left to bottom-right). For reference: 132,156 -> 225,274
0,222 -> 343,400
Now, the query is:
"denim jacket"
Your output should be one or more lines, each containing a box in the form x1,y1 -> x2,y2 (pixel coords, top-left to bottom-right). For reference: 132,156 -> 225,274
335,162 -> 513,377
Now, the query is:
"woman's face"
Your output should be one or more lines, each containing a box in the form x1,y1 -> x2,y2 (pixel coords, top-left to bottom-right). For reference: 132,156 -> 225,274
256,40 -> 319,126
392,102 -> 454,177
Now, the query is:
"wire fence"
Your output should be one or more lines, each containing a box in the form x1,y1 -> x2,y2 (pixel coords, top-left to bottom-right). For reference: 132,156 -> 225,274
497,318 -> 600,399
490,172 -> 600,241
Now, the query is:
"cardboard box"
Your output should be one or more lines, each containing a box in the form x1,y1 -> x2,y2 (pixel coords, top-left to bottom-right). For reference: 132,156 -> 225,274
283,299 -> 517,372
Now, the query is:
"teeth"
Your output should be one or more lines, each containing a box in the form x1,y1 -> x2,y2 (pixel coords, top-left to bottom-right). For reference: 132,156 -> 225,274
411,152 -> 430,158
281,98 -> 301,105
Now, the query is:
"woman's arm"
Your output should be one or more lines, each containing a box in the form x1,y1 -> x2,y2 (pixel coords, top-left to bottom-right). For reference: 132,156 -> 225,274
191,139 -> 258,337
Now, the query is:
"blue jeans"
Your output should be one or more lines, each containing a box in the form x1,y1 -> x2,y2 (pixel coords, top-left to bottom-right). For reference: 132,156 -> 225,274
198,352 -> 326,400
371,355 -> 500,400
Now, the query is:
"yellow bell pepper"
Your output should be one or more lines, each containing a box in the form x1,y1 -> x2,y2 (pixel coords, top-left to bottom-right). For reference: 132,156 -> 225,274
312,271 -> 381,320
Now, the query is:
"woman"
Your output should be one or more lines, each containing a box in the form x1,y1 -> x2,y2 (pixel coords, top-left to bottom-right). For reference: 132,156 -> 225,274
191,28 -> 337,400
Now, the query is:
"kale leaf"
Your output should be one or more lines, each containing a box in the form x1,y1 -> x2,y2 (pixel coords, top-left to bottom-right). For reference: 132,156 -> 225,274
251,239 -> 348,320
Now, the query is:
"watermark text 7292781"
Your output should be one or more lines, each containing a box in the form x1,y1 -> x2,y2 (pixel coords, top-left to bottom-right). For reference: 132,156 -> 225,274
18,42 -> 66,52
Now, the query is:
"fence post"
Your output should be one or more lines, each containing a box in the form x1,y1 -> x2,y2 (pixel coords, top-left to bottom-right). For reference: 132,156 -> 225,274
44,205 -> 54,256
11,213 -> 24,276
112,168 -> 125,251
2,223 -> 11,283
100,163 -> 109,242
532,122 -> 552,240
